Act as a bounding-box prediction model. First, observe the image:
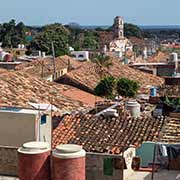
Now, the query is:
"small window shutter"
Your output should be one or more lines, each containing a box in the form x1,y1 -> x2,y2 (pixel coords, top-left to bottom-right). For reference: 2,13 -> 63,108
103,158 -> 113,176
41,115 -> 47,125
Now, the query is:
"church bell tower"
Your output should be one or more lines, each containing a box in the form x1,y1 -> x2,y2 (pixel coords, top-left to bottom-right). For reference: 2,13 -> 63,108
113,16 -> 124,39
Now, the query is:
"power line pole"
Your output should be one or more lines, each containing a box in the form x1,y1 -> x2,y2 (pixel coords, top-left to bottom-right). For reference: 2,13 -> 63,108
51,42 -> 56,74
41,59 -> 44,78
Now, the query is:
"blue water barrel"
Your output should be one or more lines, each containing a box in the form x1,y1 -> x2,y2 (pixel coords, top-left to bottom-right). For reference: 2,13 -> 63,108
150,87 -> 157,97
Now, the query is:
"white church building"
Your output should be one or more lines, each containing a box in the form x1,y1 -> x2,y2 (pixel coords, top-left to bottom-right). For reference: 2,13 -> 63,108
109,16 -> 133,58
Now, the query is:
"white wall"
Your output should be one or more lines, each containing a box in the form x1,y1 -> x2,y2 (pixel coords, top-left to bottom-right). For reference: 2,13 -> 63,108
0,110 -> 52,147
39,114 -> 52,146
0,111 -> 36,147
71,51 -> 89,61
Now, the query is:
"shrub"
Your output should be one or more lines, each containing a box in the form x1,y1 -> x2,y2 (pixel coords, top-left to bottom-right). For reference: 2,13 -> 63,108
94,76 -> 115,99
116,78 -> 139,97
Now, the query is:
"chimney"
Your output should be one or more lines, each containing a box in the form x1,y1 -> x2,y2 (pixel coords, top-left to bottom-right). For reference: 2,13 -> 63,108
18,141 -> 51,180
52,144 -> 86,180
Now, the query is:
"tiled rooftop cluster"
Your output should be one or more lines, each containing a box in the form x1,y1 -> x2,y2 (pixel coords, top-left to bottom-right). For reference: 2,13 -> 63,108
160,85 -> 180,97
147,52 -> 169,63
58,58 -> 164,94
52,107 -> 165,154
15,55 -> 81,78
108,58 -> 164,89
60,87 -> 103,107
156,117 -> 180,144
0,70 -> 93,114
128,36 -> 145,47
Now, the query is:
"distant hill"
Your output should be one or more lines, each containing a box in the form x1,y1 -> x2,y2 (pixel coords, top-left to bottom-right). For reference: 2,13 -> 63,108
140,25 -> 180,30
80,25 -> 180,30
80,25 -> 110,30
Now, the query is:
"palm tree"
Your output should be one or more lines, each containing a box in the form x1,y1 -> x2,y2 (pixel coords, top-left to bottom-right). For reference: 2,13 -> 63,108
92,54 -> 112,78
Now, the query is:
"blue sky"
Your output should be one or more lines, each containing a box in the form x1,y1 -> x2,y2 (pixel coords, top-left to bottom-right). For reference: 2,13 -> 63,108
0,0 -> 180,26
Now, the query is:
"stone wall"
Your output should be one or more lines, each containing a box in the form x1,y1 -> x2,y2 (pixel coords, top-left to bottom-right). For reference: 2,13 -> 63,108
86,152 -> 123,180
0,146 -> 18,176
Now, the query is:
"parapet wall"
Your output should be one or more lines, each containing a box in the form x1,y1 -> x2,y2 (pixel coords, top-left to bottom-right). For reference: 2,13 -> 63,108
0,146 -> 135,180
86,152 -> 124,180
0,146 -> 18,176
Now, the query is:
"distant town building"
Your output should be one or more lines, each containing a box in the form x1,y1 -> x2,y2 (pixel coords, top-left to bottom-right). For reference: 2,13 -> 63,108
98,31 -> 114,52
70,51 -> 89,61
109,16 -> 133,58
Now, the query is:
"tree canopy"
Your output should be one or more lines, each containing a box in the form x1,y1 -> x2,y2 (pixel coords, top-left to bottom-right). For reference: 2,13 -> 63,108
0,19 -> 28,48
116,78 -> 139,97
0,19 -> 147,57
94,76 -> 116,98
30,23 -> 70,56
95,77 -> 140,99
124,23 -> 143,39
92,55 -> 112,78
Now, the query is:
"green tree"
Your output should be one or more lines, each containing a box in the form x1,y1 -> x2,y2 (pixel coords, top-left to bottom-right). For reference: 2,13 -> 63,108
116,78 -> 139,97
67,26 -> 84,51
83,31 -> 99,50
1,19 -> 16,47
92,54 -> 112,78
31,23 -> 70,56
94,76 -> 116,99
0,20 -> 28,48
124,23 -> 143,39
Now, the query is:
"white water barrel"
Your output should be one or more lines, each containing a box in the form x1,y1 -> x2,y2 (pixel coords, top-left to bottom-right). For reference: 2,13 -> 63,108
126,100 -> 141,118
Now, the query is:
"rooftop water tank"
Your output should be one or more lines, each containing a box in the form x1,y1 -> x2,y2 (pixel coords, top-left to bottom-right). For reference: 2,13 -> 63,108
150,86 -> 157,97
52,144 -> 86,180
18,141 -> 51,180
126,100 -> 141,118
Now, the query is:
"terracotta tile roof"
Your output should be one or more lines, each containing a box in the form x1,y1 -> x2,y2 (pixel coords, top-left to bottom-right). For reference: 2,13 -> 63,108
59,55 -> 82,69
147,52 -> 169,63
109,58 -> 164,89
58,61 -> 100,92
52,110 -> 165,154
15,55 -> 81,78
58,58 -> 164,94
15,57 -> 64,77
0,68 -> 8,74
156,117 -> 180,144
60,87 -> 104,107
129,37 -> 145,47
0,70 -> 94,114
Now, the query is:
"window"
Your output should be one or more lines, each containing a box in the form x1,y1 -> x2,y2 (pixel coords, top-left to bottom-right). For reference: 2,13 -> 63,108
41,115 -> 47,125
78,54 -> 84,58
